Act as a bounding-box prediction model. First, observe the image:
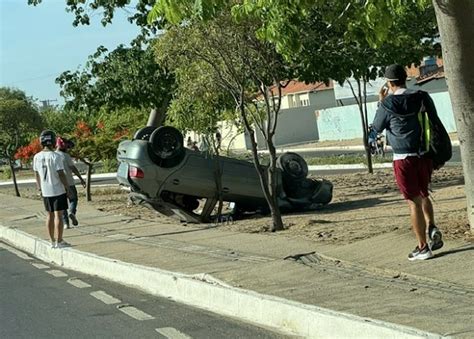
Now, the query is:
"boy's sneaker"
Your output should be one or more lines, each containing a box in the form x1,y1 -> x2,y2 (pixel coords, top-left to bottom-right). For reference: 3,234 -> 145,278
408,245 -> 433,261
51,241 -> 57,249
428,225 -> 444,251
56,240 -> 71,249
69,213 -> 78,226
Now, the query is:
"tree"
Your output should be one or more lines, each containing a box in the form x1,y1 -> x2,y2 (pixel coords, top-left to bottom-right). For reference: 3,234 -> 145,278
290,2 -> 439,173
40,106 -> 80,136
166,61 -> 236,220
220,0 -> 473,228
0,87 -> 43,196
155,12 -> 293,231
432,0 -> 474,229
69,107 -> 149,201
56,44 -> 174,125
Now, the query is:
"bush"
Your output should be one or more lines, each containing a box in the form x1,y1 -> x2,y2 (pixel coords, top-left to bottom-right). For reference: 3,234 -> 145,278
101,158 -> 118,173
2,166 -> 12,180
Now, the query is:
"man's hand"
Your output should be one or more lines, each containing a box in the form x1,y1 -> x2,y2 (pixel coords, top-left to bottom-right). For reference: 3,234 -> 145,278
66,187 -> 73,199
379,85 -> 389,102
80,178 -> 86,188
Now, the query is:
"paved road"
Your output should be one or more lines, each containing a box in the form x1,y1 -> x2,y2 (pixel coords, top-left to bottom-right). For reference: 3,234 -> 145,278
295,144 -> 462,162
0,242 -> 286,339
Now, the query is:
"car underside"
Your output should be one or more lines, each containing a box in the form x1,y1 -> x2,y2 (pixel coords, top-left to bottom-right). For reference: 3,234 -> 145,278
116,126 -> 333,223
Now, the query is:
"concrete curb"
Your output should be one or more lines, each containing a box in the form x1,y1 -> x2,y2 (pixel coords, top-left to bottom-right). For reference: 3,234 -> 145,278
1,224 -> 446,339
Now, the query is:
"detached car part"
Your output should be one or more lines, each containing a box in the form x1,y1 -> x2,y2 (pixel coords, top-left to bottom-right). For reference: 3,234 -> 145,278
117,126 -> 333,223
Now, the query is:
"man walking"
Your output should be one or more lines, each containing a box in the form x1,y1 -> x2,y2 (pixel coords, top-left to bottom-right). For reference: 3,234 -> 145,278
56,137 -> 86,228
372,64 -> 444,261
33,130 -> 71,248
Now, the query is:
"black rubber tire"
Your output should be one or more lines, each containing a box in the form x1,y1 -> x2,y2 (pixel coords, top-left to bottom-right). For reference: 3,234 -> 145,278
149,126 -> 184,160
276,152 -> 308,181
133,126 -> 157,141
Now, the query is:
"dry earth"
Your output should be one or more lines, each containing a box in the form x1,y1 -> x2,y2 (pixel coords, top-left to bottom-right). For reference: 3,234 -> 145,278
3,166 -> 471,245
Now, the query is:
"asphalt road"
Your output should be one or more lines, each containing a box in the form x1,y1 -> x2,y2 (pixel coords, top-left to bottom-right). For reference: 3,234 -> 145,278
0,242 -> 287,339
296,144 -> 462,162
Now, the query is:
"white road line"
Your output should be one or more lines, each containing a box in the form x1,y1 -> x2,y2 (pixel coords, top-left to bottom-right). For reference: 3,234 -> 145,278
90,290 -> 121,304
46,270 -> 68,277
156,327 -> 192,339
67,278 -> 91,289
31,263 -> 50,269
117,305 -> 155,321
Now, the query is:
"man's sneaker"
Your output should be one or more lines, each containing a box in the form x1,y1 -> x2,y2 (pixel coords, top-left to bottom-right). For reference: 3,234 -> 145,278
64,223 -> 70,230
428,225 -> 444,251
56,240 -> 71,249
69,213 -> 78,226
408,245 -> 433,261
51,241 -> 57,249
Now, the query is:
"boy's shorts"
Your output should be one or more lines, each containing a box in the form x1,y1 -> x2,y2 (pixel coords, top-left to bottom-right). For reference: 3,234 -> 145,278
43,193 -> 68,212
393,156 -> 433,200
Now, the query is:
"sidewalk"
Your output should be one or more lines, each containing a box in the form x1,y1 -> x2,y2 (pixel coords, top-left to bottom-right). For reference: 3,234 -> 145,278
1,193 -> 472,338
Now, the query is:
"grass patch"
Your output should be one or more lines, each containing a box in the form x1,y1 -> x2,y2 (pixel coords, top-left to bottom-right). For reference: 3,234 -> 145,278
306,154 -> 392,165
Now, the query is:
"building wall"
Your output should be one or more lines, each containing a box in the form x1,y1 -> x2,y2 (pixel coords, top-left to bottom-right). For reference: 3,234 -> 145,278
209,87 -> 455,151
254,89 -> 336,148
317,91 -> 457,141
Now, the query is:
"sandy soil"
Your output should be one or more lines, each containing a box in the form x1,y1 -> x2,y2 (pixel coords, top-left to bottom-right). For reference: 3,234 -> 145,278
4,166 -> 470,245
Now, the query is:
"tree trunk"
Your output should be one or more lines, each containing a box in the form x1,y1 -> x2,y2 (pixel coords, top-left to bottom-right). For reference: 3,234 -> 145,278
86,163 -> 92,202
239,103 -> 284,231
212,149 -> 224,221
8,158 -> 20,197
348,78 -> 374,174
433,0 -> 474,230
147,98 -> 170,127
267,136 -> 285,231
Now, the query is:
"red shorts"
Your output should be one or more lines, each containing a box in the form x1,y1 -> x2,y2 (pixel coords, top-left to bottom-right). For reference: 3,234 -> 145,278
393,156 -> 433,200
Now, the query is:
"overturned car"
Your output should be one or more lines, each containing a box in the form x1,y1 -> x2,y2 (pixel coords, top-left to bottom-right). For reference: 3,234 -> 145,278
116,126 -> 333,223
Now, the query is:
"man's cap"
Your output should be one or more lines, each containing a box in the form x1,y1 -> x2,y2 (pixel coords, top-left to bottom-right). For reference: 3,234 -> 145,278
39,130 -> 56,146
384,64 -> 407,82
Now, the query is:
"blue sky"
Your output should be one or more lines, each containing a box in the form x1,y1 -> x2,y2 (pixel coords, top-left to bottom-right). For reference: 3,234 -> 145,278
0,0 -> 140,105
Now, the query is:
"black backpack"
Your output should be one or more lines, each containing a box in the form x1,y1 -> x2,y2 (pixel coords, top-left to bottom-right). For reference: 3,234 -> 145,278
418,92 -> 452,170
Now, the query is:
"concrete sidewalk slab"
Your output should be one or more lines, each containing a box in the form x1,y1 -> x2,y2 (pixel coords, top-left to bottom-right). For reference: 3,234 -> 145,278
1,193 -> 472,338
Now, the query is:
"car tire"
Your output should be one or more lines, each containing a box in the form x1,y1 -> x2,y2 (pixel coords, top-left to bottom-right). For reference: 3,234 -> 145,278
133,126 -> 157,141
149,126 -> 185,160
276,152 -> 308,181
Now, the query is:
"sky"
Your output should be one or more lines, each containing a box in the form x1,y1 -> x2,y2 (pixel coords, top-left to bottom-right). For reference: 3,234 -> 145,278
0,0 -> 141,106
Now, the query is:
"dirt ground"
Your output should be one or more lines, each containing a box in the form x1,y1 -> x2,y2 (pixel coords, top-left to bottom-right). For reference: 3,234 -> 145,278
4,165 -> 471,245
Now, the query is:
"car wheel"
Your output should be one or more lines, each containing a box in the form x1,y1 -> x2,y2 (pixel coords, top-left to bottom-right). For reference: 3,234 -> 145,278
276,152 -> 308,181
133,126 -> 157,141
149,126 -> 184,160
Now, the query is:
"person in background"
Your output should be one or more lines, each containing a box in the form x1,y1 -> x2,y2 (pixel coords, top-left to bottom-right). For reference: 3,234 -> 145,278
186,136 -> 193,149
372,64 -> 443,261
56,137 -> 86,228
33,130 -> 71,248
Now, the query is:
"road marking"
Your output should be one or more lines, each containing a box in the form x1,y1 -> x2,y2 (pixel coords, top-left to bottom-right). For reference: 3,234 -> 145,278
46,270 -> 68,277
117,305 -> 155,320
67,278 -> 91,289
90,290 -> 121,304
156,327 -> 192,339
31,263 -> 49,269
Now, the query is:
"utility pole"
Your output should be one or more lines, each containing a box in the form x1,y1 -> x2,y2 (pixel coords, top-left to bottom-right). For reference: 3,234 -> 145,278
39,99 -> 57,110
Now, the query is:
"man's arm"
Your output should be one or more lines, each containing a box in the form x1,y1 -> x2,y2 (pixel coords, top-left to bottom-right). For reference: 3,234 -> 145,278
70,165 -> 86,188
372,105 -> 389,133
58,170 -> 71,197
34,171 -> 41,193
372,85 -> 390,133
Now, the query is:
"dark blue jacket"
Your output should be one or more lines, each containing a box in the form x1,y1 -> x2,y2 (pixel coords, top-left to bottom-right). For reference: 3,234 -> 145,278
372,89 -> 437,154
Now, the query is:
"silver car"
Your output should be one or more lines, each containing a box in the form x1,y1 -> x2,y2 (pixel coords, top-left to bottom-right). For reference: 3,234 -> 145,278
116,126 -> 333,223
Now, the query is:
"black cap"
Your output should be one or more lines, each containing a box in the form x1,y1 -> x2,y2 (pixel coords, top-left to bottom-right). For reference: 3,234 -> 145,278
39,130 -> 56,146
384,64 -> 407,82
